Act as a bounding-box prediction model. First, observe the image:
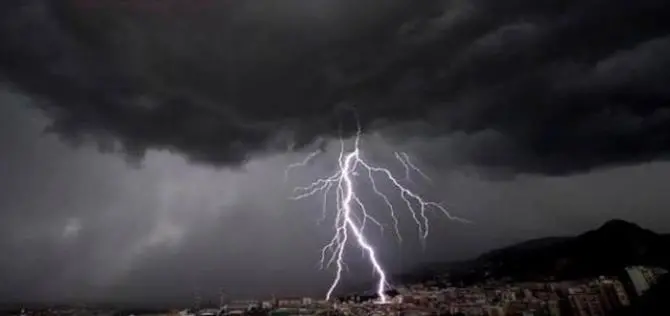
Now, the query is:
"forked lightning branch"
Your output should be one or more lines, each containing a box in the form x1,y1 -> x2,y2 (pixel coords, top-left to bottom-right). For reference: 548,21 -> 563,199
286,130 -> 470,304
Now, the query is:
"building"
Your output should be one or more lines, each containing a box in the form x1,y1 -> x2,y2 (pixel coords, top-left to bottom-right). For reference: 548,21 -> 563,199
652,267 -> 668,277
568,291 -> 605,316
486,305 -> 505,316
276,298 -> 303,308
597,278 -> 630,311
501,289 -> 517,302
197,308 -> 220,316
223,300 -> 258,315
301,297 -> 313,306
547,296 -> 562,316
626,266 -> 655,296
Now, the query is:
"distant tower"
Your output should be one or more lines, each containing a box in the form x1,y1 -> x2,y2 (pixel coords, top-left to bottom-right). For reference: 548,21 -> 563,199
194,288 -> 202,312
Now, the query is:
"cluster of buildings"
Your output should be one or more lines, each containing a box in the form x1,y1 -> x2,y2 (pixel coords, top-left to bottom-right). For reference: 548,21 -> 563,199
338,266 -> 666,316
179,297 -> 334,316
202,266 -> 666,316
10,266 -> 667,316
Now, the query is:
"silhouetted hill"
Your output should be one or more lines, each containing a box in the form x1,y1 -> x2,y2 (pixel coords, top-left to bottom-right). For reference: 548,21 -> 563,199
463,219 -> 670,282
397,220 -> 670,285
478,237 -> 570,261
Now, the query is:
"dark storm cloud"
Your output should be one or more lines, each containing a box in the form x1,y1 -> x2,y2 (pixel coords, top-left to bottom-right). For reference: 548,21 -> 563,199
2,0 -> 670,174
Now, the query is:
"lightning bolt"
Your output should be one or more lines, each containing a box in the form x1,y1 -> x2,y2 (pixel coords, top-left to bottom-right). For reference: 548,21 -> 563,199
284,149 -> 323,182
288,129 -> 470,304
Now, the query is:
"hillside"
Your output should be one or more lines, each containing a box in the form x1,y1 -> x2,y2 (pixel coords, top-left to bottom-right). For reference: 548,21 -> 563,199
397,220 -> 670,285
477,237 -> 570,262
462,219 -> 670,282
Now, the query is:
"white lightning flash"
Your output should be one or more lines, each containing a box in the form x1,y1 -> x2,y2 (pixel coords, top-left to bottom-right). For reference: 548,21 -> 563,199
288,131 -> 470,304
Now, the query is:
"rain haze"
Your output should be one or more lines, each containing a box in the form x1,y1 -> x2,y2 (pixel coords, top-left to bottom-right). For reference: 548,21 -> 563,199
1,0 -> 670,306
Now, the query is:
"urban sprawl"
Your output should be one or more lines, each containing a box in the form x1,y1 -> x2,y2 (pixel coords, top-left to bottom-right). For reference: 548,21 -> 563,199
13,265 -> 667,316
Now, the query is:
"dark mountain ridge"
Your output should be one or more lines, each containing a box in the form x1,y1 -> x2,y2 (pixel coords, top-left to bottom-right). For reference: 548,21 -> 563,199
466,219 -> 669,282
396,219 -> 670,285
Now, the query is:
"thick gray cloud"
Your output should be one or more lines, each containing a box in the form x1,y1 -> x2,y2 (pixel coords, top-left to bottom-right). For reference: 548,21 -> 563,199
1,0 -> 669,174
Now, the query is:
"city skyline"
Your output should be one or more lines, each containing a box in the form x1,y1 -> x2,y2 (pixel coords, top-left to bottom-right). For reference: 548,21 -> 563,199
6,264 -> 667,315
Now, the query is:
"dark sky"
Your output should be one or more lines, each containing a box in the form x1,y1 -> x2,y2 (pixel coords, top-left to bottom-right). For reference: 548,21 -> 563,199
1,0 -> 670,305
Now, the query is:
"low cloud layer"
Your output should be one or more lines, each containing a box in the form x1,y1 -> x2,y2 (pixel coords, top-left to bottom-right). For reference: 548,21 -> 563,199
1,0 -> 669,175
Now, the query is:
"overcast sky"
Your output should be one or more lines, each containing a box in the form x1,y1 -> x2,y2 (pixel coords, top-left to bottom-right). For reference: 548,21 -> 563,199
1,0 -> 670,305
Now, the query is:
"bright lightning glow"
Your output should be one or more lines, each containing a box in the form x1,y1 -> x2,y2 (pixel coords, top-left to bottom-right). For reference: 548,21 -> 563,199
288,130 -> 470,304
